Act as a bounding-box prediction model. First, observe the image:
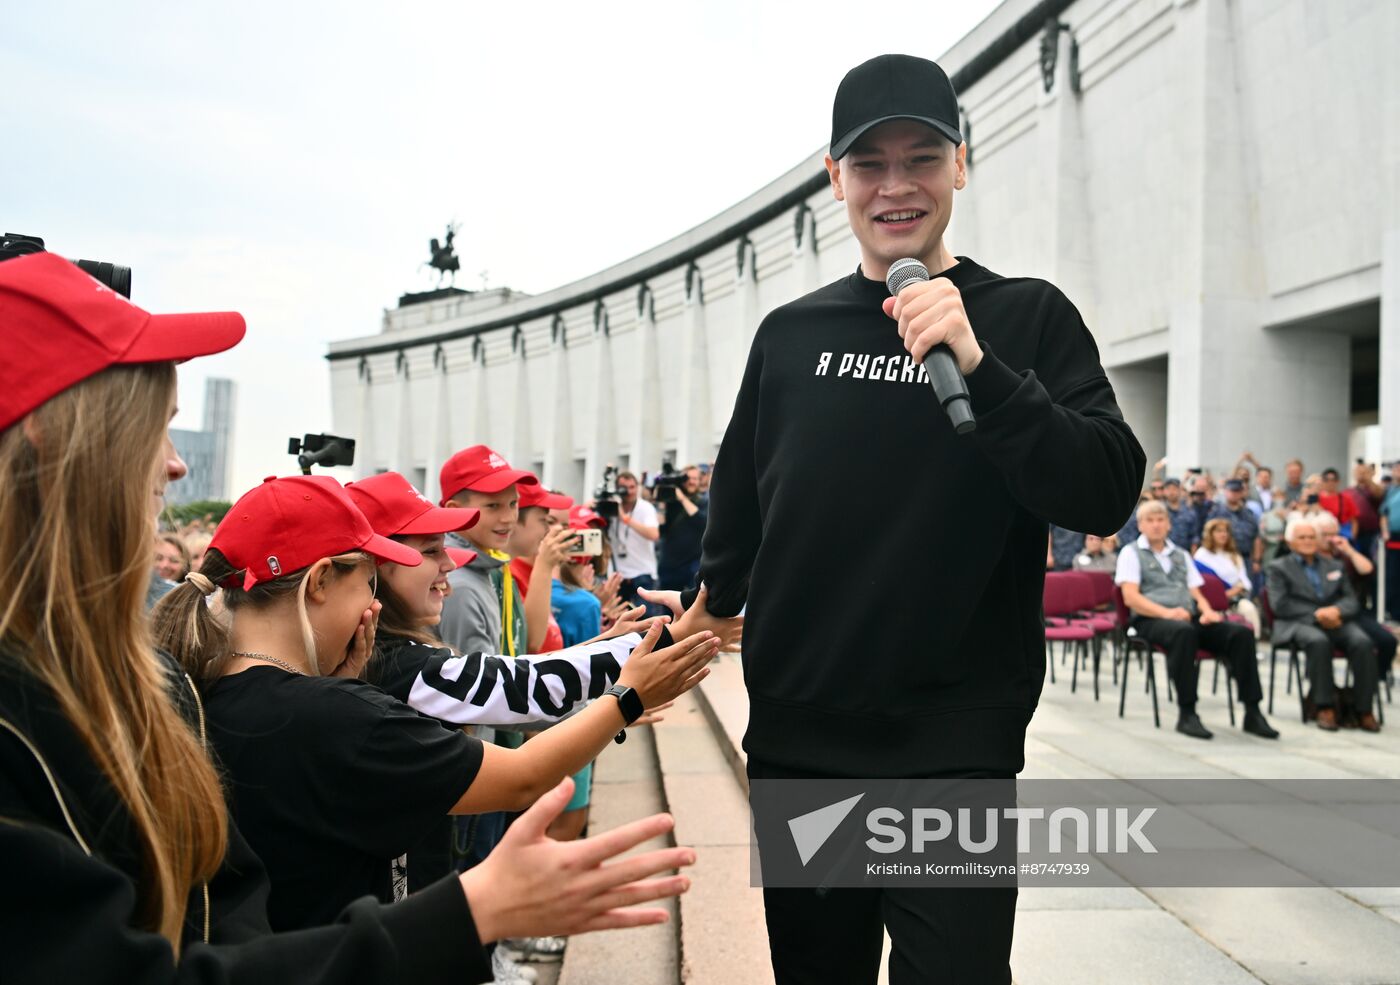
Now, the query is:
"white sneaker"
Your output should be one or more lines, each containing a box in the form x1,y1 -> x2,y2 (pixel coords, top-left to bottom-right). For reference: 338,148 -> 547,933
502,935 -> 567,963
491,947 -> 538,983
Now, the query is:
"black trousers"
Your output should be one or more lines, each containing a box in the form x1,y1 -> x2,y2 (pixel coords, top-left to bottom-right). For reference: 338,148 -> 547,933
1130,616 -> 1263,711
1283,621 -> 1377,710
748,759 -> 1017,985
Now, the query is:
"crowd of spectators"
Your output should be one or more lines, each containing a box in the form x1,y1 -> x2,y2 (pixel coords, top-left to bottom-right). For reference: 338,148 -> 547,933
1049,453 -> 1400,737
140,436 -> 718,984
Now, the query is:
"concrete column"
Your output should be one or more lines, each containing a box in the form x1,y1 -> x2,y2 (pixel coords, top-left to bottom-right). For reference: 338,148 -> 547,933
1158,0 -> 1350,476
462,337 -> 490,453
423,346 -> 450,503
795,204 -> 820,295
1382,230 -> 1400,462
584,303 -> 618,489
676,265 -> 713,465
733,238 -> 759,383
630,286 -> 663,475
1037,23 -> 1096,321
543,315 -> 573,487
510,328 -> 532,471
356,356 -> 376,478
391,351 -> 414,479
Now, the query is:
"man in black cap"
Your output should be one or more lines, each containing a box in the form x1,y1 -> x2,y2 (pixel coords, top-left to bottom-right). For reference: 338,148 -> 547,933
675,54 -> 1144,982
1207,478 -> 1263,579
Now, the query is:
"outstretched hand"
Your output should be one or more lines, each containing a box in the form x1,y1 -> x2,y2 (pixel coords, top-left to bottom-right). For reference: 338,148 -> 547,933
637,587 -> 684,620
593,604 -> 669,643
617,620 -> 718,708
459,776 -> 695,943
666,585 -> 744,652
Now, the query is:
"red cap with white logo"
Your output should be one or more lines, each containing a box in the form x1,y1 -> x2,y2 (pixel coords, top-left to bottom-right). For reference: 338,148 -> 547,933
346,471 -> 480,537
0,252 -> 246,433
210,475 -> 422,590
439,444 -> 540,505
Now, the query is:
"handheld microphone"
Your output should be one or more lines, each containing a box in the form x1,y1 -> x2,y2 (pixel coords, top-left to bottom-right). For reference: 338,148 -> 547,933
885,257 -> 976,435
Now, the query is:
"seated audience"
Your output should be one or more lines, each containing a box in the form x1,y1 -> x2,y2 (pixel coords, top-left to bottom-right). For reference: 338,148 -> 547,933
1206,479 -> 1262,580
1194,519 -> 1262,638
1115,501 -> 1277,740
1312,511 -> 1396,684
1073,533 -> 1118,573
1265,517 -> 1378,732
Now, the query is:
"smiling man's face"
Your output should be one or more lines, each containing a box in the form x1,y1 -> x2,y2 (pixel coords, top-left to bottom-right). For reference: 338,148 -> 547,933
825,118 -> 966,282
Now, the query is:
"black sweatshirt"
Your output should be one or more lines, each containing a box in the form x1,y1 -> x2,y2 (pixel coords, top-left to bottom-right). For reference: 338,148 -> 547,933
0,651 -> 491,984
690,259 -> 1144,777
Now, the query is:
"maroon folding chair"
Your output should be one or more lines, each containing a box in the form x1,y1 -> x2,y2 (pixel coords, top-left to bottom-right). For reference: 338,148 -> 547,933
1114,584 -> 1160,727
1063,571 -> 1116,699
1197,569 -> 1254,699
1043,573 -> 1094,691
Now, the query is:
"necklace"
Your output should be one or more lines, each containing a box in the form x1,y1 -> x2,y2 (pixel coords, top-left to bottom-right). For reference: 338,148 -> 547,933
232,651 -> 305,675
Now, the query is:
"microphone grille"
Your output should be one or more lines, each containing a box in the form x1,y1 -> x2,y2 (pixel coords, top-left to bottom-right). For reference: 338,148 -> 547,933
885,257 -> 930,296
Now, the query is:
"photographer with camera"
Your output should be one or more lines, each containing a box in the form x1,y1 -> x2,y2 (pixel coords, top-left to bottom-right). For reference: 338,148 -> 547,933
654,464 -> 708,593
605,470 -> 661,609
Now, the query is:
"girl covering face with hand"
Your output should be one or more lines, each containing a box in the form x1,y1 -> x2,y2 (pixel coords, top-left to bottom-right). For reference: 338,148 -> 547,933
154,474 -> 721,933
0,253 -> 699,985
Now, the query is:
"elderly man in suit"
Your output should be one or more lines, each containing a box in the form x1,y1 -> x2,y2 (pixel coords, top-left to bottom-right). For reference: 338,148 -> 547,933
1266,516 -> 1379,731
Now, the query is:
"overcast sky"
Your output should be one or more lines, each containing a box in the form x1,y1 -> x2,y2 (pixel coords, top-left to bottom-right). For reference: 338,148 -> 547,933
6,0 -> 1001,496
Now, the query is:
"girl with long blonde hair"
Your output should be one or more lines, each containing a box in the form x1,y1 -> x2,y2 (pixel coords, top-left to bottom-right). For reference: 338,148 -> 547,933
0,253 -> 697,984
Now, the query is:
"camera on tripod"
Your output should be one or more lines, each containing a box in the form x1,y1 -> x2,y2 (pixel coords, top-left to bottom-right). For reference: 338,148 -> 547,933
593,464 -> 622,519
0,233 -> 133,297
289,433 -> 356,475
649,460 -> 686,503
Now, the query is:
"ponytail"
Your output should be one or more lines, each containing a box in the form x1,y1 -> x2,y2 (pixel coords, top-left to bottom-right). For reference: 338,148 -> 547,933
153,548 -> 373,684
152,550 -> 240,686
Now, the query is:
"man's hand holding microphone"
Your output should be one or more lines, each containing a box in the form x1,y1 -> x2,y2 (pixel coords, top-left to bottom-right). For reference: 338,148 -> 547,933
881,257 -> 979,434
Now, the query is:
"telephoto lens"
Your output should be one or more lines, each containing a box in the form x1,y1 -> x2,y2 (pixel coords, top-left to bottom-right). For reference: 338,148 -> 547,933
0,233 -> 132,298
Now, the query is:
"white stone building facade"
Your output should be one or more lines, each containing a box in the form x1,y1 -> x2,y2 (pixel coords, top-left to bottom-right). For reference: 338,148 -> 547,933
329,0 -> 1400,502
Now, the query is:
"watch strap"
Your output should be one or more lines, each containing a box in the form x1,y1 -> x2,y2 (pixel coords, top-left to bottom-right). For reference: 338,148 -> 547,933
604,683 -> 645,725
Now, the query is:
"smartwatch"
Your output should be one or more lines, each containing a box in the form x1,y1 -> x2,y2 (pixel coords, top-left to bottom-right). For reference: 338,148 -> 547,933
605,684 -> 645,744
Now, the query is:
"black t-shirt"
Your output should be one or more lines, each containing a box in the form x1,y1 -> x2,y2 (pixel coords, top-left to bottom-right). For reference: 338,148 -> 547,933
204,667 -> 483,931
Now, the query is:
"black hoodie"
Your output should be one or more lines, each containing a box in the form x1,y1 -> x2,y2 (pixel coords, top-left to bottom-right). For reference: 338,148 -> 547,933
688,259 -> 1144,778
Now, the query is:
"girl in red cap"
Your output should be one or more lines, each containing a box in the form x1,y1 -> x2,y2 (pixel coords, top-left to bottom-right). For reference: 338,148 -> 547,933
349,470 -> 707,972
152,474 -> 722,939
0,252 -> 698,985
343,470 -> 733,858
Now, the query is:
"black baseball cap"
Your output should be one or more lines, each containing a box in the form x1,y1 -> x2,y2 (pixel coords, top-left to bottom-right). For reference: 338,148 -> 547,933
1224,479 -> 1245,491
830,54 -> 963,160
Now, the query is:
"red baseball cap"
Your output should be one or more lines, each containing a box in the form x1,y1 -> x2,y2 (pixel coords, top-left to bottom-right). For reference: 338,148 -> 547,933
346,471 -> 480,537
569,504 -> 607,530
446,546 -> 479,568
519,480 -> 573,511
439,444 -> 540,505
211,475 -> 422,590
0,252 -> 246,433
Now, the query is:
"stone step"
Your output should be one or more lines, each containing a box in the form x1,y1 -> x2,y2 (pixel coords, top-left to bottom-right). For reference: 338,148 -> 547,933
652,686 -> 774,985
557,724 -> 680,985
692,654 -> 750,791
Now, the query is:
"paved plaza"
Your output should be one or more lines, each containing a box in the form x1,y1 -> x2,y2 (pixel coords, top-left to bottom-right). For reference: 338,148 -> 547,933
547,646 -> 1400,984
